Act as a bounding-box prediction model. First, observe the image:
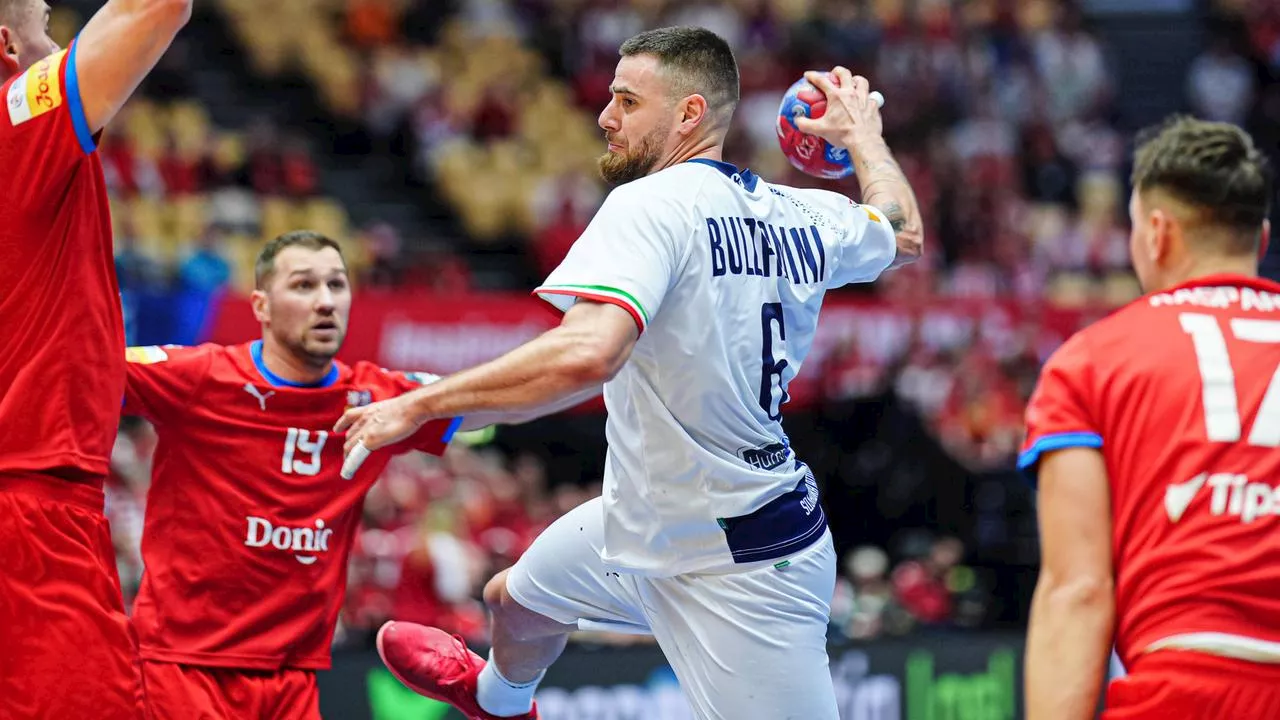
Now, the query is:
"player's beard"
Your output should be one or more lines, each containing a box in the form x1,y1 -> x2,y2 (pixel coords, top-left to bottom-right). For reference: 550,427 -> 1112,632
291,330 -> 344,369
598,121 -> 670,187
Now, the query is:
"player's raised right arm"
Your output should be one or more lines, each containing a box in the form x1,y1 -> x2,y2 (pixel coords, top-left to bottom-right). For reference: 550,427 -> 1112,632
73,0 -> 193,133
795,67 -> 923,268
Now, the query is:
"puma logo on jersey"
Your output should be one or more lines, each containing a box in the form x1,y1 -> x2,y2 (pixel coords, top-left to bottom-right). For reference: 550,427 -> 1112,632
244,383 -> 275,411
1166,472 -> 1280,524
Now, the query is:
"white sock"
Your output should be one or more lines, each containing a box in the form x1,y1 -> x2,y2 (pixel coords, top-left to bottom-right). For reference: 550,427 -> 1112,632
475,651 -> 543,717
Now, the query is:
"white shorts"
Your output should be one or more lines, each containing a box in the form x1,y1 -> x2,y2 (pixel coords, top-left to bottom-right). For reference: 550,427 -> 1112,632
505,496 -> 839,720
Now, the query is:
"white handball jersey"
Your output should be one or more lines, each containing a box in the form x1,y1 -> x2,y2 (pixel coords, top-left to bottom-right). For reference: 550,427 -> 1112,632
536,159 -> 896,576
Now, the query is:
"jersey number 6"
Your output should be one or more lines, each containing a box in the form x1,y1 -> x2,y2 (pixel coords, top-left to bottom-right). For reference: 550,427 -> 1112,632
760,303 -> 790,421
1181,312 -> 1280,446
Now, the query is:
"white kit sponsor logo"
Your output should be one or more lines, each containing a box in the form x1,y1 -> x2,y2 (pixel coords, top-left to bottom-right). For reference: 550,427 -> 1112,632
244,516 -> 334,565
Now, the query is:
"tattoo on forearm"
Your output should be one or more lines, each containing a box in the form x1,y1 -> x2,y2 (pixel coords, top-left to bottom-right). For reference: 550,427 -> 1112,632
859,156 -> 902,174
881,201 -> 907,233
852,142 -> 923,263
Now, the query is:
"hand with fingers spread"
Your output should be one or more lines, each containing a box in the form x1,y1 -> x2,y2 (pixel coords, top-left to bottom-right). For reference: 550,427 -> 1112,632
334,392 -> 425,479
793,66 -> 884,153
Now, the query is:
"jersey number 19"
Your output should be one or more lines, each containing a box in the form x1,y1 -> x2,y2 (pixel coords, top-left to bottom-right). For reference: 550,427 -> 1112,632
282,428 -> 328,476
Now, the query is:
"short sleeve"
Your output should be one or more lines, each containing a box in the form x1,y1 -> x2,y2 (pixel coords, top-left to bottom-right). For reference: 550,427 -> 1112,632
1018,332 -> 1103,485
792,189 -> 897,288
533,183 -> 684,333
3,40 -> 97,158
124,345 -> 215,426
385,370 -> 463,457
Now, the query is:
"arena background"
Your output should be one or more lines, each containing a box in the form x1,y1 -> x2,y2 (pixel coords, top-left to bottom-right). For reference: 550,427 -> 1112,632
61,0 -> 1280,717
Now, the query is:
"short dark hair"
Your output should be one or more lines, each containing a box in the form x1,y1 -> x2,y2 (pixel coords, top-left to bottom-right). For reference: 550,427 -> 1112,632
254,230 -> 344,289
0,0 -> 28,25
619,26 -> 739,127
1132,115 -> 1273,253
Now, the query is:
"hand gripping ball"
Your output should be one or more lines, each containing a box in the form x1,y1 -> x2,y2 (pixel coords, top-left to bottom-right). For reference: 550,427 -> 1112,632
775,73 -> 883,180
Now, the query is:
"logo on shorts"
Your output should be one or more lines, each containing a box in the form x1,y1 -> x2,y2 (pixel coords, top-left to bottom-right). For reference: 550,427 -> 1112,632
244,516 -> 334,565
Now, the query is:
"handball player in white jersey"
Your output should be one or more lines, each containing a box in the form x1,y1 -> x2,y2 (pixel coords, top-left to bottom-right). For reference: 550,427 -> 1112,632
335,25 -> 924,720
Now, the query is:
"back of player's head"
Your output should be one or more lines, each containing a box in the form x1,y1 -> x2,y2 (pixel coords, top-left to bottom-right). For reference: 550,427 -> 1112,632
619,26 -> 739,128
1131,115 -> 1273,254
255,230 -> 344,290
0,0 -> 23,24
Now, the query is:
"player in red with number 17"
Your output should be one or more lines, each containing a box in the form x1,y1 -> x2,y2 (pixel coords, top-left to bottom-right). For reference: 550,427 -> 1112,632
0,1 -> 189,717
1021,116 -> 1280,719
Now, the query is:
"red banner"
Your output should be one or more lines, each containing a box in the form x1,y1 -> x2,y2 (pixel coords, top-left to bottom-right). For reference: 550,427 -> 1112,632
204,291 -> 1098,411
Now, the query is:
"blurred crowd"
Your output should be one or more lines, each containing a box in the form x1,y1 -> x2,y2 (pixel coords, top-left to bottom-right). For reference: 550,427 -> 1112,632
85,0 -> 1280,646
355,0 -> 1141,302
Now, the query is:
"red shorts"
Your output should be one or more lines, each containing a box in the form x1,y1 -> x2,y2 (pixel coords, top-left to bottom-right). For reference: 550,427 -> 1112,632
1104,650 -> 1280,719
0,475 -> 144,720
142,661 -> 320,720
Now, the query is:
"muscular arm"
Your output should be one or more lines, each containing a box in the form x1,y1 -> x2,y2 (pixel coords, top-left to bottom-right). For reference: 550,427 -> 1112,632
1026,447 -> 1115,720
850,138 -> 924,268
404,301 -> 636,424
75,0 -> 193,133
458,385 -> 602,431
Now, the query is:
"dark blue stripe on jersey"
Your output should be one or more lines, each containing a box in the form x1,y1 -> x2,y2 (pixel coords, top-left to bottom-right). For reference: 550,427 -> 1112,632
66,38 -> 96,154
718,466 -> 827,563
250,340 -> 339,388
1017,431 -> 1103,487
688,158 -> 759,193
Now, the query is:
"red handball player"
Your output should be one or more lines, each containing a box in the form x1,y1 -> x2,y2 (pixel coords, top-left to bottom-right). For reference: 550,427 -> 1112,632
1022,116 -> 1280,719
123,231 -> 573,719
0,1 -> 190,717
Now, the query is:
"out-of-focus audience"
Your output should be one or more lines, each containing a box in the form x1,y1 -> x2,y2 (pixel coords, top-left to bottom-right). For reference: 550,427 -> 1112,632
94,0 -> 1280,645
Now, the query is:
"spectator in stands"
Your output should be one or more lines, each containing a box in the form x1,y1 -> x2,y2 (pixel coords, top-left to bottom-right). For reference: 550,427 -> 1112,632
892,535 -> 966,627
392,503 -> 490,644
1187,33 -> 1256,125
178,224 -> 232,294
830,545 -> 900,640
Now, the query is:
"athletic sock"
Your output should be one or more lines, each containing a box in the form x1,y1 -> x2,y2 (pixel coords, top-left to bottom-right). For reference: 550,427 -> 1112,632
475,651 -> 544,717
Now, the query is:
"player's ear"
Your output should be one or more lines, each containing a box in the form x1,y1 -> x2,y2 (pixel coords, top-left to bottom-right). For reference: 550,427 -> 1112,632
250,289 -> 269,323
1146,207 -> 1173,265
0,27 -> 19,76
1258,219 -> 1271,264
677,94 -> 709,136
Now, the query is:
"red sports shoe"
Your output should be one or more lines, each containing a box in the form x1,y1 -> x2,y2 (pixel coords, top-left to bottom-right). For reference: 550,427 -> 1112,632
376,621 -> 539,720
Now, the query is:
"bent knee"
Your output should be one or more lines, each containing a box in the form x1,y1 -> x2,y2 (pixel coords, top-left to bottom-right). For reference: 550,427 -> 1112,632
483,570 -> 512,612
484,571 -> 575,640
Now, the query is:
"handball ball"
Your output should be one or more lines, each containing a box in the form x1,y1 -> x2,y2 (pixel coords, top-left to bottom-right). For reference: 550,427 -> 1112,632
776,73 -> 854,180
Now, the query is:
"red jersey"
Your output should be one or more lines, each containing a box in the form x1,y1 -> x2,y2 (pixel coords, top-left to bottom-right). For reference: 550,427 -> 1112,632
123,342 -> 461,670
0,42 -> 122,483
1021,274 -> 1280,668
